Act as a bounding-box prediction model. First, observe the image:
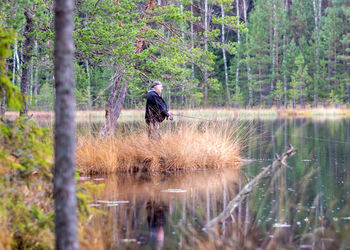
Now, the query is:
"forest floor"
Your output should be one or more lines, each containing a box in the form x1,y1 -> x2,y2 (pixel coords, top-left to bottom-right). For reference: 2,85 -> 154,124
5,107 -> 350,123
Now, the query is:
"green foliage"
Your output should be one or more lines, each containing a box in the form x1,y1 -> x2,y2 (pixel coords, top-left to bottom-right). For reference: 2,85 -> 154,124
232,85 -> 244,107
0,118 -> 101,248
274,81 -> 285,103
0,118 -> 54,248
2,0 -> 349,110
0,26 -> 22,110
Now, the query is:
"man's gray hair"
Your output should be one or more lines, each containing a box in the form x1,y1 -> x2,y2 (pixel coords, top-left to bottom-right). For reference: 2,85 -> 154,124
151,80 -> 162,88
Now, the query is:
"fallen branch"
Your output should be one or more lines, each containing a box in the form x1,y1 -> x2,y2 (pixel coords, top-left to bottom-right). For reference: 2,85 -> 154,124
205,144 -> 298,229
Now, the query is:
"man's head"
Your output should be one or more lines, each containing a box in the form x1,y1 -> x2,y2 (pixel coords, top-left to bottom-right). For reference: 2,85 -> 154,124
152,81 -> 163,94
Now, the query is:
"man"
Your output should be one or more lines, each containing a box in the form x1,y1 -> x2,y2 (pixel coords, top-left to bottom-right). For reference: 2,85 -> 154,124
145,81 -> 172,139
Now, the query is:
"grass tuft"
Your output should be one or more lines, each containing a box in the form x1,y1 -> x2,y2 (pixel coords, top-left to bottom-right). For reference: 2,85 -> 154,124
76,122 -> 245,174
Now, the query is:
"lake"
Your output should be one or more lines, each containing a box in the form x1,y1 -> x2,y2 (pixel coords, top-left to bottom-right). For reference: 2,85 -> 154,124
82,118 -> 350,249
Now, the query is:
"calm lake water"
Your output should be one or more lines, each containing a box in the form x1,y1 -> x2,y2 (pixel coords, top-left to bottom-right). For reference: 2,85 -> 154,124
83,118 -> 350,249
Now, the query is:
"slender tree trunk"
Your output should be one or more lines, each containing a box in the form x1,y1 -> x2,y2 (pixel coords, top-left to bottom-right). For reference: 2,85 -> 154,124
282,0 -> 288,108
19,42 -> 23,86
203,0 -> 209,106
12,37 -> 18,86
283,33 -> 288,108
259,64 -> 262,106
20,10 -> 35,116
313,0 -> 321,107
269,1 -> 276,107
345,14 -> 350,104
190,1 -> 195,81
85,59 -> 91,110
30,62 -> 33,99
221,3 -> 231,106
1,60 -> 9,115
293,89 -> 296,109
243,0 -> 253,107
300,82 -> 305,108
33,41 -> 39,105
53,0 -> 78,249
235,0 -> 240,108
1,89 -> 5,116
180,3 -> 185,107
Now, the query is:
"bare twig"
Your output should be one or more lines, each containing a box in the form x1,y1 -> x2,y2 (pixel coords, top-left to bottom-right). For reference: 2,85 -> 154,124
205,145 -> 298,229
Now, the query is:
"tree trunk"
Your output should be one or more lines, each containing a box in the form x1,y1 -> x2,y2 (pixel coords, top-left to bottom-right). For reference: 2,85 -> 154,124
292,91 -> 296,109
12,37 -> 18,86
111,81 -> 128,126
204,0 -> 208,106
191,1 -> 195,80
235,0 -> 240,108
221,3 -> 231,106
243,0 -> 253,107
180,3 -> 185,107
53,0 -> 78,249
1,89 -> 5,116
85,59 -> 91,110
20,10 -> 35,116
33,41 -> 39,105
282,33 -> 288,108
300,85 -> 305,108
100,74 -> 123,136
269,1 -> 276,108
283,0 -> 288,108
312,0 -> 321,107
259,64 -> 262,106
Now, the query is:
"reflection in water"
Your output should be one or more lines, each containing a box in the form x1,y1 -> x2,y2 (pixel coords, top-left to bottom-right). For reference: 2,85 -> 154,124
85,118 -> 350,249
147,200 -> 167,249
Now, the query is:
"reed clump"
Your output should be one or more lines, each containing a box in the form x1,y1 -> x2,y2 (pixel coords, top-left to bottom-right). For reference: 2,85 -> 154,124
76,123 -> 244,174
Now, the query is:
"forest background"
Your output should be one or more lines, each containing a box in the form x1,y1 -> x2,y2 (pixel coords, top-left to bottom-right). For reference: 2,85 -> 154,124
1,0 -> 349,115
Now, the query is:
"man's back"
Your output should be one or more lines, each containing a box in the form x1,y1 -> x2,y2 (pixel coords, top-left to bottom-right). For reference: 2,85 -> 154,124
145,89 -> 168,124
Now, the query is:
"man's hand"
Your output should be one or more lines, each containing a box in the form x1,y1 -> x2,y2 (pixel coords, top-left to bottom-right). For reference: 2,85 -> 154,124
167,112 -> 174,120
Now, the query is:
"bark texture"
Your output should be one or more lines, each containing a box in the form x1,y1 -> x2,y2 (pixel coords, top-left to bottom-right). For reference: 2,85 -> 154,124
100,74 -> 128,136
1,89 -> 5,116
53,0 -> 78,249
20,10 -> 35,116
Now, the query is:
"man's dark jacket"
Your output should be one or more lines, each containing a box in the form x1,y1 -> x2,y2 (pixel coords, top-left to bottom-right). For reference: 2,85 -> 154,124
145,88 -> 169,124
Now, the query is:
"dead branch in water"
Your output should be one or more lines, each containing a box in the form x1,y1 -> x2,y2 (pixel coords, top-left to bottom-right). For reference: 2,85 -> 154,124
205,144 -> 297,229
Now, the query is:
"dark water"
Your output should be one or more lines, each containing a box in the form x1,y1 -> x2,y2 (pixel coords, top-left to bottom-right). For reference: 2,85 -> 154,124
84,118 -> 350,249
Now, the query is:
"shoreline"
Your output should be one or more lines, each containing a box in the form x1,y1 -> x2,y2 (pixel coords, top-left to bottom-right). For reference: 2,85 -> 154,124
4,107 -> 350,122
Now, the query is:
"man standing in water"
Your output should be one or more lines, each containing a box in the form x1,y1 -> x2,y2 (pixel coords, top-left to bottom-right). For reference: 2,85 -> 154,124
145,81 -> 172,139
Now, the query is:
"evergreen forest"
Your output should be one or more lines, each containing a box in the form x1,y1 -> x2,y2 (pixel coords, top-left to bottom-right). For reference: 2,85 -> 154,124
1,0 -> 349,111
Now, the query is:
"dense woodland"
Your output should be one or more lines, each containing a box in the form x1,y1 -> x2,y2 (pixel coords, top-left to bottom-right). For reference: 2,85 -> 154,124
1,0 -> 349,112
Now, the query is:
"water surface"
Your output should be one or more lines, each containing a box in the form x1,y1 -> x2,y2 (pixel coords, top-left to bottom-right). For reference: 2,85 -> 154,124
84,118 -> 350,249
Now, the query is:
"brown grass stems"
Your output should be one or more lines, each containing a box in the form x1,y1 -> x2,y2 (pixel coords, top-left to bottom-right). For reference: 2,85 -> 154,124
76,122 -> 247,174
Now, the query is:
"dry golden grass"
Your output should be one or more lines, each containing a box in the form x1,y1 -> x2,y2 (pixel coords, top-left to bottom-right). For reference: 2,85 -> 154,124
76,122 -> 245,174
0,220 -> 12,250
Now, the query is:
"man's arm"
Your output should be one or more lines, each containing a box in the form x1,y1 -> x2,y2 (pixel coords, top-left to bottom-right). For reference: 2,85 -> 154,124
155,96 -> 170,118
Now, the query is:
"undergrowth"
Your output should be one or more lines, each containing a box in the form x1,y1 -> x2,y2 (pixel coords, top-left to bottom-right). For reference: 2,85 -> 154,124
0,117 -> 103,249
